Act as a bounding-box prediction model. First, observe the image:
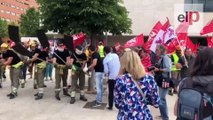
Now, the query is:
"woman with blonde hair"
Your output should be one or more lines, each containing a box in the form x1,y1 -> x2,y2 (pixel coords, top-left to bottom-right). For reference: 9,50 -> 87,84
114,50 -> 160,120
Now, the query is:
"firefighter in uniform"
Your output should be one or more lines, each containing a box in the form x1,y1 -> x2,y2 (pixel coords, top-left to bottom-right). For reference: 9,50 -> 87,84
53,41 -> 71,101
30,42 -> 48,100
1,43 -> 23,99
70,45 -> 87,104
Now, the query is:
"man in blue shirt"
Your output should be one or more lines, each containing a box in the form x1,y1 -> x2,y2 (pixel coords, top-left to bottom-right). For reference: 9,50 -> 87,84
103,46 -> 120,110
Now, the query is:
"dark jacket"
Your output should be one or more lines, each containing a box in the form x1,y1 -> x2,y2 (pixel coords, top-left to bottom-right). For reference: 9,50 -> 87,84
180,76 -> 213,95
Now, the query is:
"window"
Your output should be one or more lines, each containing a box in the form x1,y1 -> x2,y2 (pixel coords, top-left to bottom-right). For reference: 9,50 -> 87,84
11,12 -> 15,16
6,11 -> 10,14
185,0 -> 213,12
1,18 -> 5,20
0,10 -> 4,13
6,19 -> 10,22
1,2 -> 4,5
16,13 -> 19,16
20,8 -> 23,11
17,6 -> 19,9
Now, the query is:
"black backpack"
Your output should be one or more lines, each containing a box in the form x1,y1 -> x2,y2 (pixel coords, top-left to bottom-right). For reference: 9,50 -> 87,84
177,79 -> 213,120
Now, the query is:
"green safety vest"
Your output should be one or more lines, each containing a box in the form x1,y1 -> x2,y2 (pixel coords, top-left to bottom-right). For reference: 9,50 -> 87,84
171,53 -> 180,71
98,45 -> 104,58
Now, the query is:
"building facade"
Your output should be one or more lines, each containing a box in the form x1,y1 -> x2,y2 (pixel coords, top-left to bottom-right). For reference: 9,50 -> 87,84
0,0 -> 38,23
123,0 -> 213,37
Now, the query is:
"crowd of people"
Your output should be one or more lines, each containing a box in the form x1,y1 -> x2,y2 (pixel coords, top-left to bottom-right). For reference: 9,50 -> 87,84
0,38 -> 212,120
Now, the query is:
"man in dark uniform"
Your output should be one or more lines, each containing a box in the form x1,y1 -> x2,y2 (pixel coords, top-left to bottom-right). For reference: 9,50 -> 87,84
30,41 -> 48,100
70,45 -> 87,104
53,40 -> 71,101
1,43 -> 23,99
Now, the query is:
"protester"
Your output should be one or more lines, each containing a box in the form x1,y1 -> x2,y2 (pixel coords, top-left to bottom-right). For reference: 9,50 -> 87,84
176,48 -> 195,79
138,47 -> 152,73
154,45 -> 172,120
103,46 -> 120,110
97,41 -> 105,59
30,41 -> 48,100
175,47 -> 213,119
45,47 -> 53,81
70,45 -> 87,104
52,41 -> 71,101
84,45 -> 104,107
1,43 -> 23,99
169,46 -> 182,95
114,50 -> 160,120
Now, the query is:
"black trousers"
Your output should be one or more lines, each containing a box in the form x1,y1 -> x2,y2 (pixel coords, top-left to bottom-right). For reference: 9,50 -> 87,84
108,80 -> 115,108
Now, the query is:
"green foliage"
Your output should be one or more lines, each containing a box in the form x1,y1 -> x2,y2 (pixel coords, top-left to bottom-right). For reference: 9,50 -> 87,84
20,8 -> 40,37
0,19 -> 8,37
37,0 -> 132,36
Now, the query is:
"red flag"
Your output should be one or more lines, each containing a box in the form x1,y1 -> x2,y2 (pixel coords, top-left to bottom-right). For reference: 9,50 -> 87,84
150,19 -> 176,52
145,21 -> 163,52
124,34 -> 144,48
200,19 -> 213,35
72,32 -> 86,48
207,35 -> 213,48
176,21 -> 189,34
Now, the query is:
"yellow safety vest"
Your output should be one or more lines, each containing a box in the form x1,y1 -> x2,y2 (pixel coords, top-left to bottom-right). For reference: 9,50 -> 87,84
36,61 -> 46,69
171,53 -> 180,71
98,45 -> 104,58
12,61 -> 24,68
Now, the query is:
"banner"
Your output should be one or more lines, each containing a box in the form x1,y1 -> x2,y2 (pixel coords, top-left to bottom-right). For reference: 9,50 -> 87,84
124,34 -> 144,48
207,35 -> 213,48
72,32 -> 86,48
200,19 -> 213,35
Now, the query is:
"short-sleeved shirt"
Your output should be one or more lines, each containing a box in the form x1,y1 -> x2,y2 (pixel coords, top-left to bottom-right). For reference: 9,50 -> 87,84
33,48 -> 48,64
92,52 -> 104,72
53,49 -> 70,65
71,52 -> 87,68
2,50 -> 21,65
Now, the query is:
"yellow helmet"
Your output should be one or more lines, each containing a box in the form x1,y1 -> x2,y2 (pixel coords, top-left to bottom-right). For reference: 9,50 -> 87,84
1,43 -> 9,49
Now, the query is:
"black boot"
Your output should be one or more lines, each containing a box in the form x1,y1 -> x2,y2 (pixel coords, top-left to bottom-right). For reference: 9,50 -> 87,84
35,93 -> 43,100
21,83 -> 25,88
80,95 -> 87,101
34,84 -> 38,89
70,97 -> 76,104
9,92 -> 17,99
55,91 -> 61,101
63,89 -> 70,97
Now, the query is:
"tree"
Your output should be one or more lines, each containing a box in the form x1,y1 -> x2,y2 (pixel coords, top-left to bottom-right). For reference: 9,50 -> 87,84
37,0 -> 132,38
20,8 -> 40,37
0,19 -> 8,37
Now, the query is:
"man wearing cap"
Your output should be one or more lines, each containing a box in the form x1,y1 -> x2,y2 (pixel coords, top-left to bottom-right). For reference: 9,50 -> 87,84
30,41 -> 48,100
1,43 -> 23,99
70,45 -> 87,104
53,40 -> 71,101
